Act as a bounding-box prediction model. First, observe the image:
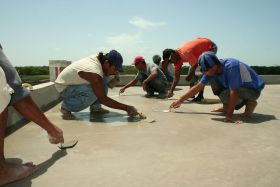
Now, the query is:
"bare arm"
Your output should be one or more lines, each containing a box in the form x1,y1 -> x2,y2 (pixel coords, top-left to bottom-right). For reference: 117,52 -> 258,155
225,89 -> 238,122
143,70 -> 158,83
170,82 -> 205,108
161,61 -> 169,74
186,64 -> 197,81
119,78 -> 138,94
168,69 -> 180,96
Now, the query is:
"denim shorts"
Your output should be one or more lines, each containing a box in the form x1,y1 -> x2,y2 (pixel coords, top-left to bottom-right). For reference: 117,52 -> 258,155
0,46 -> 30,105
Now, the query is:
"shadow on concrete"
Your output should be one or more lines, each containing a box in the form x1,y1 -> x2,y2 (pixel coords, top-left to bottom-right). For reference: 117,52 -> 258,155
172,111 -> 225,116
211,113 -> 277,124
74,112 -> 141,123
241,113 -> 278,124
5,150 -> 67,187
119,93 -> 142,97
172,111 -> 277,124
166,99 -> 220,105
174,88 -> 183,91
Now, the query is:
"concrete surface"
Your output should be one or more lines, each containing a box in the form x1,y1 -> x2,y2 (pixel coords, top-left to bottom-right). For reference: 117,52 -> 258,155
6,75 -> 280,134
4,85 -> 280,187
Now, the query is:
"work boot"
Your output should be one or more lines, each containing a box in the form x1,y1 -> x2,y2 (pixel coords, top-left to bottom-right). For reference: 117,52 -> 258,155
90,108 -> 110,114
60,107 -> 75,120
144,92 -> 155,98
157,93 -> 167,99
192,96 -> 204,102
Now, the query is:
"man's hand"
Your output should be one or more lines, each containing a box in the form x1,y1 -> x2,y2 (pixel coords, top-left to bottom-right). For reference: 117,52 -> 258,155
126,106 -> 138,116
119,87 -> 126,95
170,100 -> 181,109
48,126 -> 64,144
167,90 -> 174,98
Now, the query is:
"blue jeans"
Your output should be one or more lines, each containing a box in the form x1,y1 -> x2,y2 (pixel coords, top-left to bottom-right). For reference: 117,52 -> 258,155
60,81 -> 108,112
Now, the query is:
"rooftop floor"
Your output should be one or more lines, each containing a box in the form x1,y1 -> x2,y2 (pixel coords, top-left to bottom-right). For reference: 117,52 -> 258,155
5,85 -> 280,187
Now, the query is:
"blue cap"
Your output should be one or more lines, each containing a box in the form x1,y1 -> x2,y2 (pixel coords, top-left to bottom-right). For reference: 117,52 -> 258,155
106,50 -> 123,72
198,51 -> 220,72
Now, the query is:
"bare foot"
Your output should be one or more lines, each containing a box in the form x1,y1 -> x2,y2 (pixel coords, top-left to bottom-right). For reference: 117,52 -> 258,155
242,100 -> 257,117
211,106 -> 225,113
0,162 -> 38,186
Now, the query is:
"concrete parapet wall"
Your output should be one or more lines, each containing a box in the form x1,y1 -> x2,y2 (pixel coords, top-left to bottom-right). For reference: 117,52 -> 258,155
117,75 -> 280,86
259,75 -> 280,85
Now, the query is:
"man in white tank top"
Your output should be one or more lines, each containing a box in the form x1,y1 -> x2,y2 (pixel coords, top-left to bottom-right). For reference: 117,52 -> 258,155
55,50 -> 138,119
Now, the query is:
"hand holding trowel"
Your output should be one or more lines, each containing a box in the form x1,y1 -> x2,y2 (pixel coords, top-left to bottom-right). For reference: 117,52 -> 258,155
127,106 -> 155,123
48,130 -> 78,150
169,100 -> 182,111
58,140 -> 78,149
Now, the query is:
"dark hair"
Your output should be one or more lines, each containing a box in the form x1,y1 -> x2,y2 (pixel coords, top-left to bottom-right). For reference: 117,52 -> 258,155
97,52 -> 108,64
162,49 -> 175,59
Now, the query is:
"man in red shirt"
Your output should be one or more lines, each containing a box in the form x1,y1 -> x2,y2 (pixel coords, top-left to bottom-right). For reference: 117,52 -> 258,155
162,37 -> 217,100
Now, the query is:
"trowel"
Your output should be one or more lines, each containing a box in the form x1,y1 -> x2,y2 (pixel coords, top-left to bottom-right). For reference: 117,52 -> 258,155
136,111 -> 156,123
58,139 -> 78,150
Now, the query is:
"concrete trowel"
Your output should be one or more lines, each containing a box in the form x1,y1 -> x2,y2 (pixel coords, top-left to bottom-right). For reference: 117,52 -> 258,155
58,139 -> 78,150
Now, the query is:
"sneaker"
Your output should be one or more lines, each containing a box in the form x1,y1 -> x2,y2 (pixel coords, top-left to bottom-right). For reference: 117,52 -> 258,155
192,97 -> 204,102
90,108 -> 110,114
144,93 -> 155,98
157,93 -> 167,99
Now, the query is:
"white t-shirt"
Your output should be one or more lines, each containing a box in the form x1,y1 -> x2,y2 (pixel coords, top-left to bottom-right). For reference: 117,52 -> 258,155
55,54 -> 104,92
0,67 -> 14,113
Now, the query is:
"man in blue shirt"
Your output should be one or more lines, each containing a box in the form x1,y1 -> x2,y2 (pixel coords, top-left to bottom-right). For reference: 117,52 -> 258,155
170,51 -> 265,123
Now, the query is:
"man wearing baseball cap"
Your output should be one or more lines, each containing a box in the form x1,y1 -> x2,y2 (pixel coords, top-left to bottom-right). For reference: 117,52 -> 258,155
119,55 -> 168,99
170,51 -> 264,124
55,50 -> 138,119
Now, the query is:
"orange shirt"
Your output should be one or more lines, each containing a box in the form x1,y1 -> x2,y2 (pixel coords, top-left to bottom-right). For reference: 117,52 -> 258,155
175,37 -> 213,71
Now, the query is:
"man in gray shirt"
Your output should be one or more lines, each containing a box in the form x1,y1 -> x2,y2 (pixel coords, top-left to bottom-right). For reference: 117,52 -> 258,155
119,56 -> 169,99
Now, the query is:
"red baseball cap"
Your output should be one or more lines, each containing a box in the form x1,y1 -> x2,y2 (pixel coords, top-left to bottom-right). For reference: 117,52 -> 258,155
131,55 -> 145,65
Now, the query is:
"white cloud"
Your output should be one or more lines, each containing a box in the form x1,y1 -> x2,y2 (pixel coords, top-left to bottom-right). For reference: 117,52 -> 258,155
52,47 -> 62,51
103,17 -> 167,64
129,17 -> 167,29
106,32 -> 143,46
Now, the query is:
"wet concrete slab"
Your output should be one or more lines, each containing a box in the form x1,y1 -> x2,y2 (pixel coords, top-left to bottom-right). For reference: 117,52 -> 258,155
4,85 -> 280,187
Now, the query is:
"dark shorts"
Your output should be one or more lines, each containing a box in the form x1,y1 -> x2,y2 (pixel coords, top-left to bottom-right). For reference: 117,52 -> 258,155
209,79 -> 261,110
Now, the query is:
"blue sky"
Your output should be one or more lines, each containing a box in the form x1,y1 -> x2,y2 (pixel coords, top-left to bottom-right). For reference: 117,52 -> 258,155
1,0 -> 280,66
